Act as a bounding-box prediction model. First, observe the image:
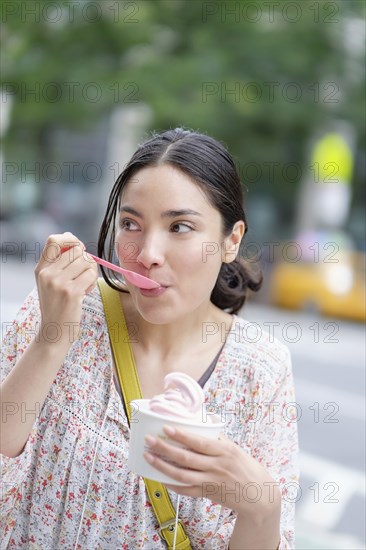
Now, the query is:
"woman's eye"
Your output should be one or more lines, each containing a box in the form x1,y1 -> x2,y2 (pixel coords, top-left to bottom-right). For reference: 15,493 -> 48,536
119,219 -> 139,231
171,223 -> 193,233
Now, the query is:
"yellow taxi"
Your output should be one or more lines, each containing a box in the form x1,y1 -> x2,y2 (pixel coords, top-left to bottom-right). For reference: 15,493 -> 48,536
269,246 -> 365,323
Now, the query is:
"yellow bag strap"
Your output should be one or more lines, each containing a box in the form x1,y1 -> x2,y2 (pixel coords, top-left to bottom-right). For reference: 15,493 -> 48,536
98,279 -> 192,550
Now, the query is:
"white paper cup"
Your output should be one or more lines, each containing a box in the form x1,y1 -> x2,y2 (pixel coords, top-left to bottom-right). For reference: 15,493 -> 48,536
128,399 -> 225,485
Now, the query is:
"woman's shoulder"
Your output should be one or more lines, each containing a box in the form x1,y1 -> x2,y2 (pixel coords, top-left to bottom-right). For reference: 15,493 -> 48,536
211,314 -> 294,410
226,313 -> 291,375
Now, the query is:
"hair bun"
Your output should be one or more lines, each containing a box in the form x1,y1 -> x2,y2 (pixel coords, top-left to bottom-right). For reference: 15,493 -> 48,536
211,259 -> 262,313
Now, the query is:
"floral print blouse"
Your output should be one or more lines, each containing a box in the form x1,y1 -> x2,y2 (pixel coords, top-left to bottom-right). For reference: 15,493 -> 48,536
1,286 -> 299,549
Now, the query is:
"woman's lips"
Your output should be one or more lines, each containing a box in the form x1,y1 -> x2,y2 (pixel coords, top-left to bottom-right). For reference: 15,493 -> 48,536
139,286 -> 169,297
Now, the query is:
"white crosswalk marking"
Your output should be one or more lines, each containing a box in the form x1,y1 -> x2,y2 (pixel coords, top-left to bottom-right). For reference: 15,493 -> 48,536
298,451 -> 365,528
295,377 -> 365,420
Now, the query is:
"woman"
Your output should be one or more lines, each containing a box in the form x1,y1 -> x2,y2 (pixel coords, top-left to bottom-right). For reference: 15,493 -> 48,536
1,129 -> 299,549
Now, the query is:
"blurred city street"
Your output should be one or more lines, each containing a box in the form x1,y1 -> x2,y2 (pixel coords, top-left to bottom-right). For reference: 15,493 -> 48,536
1,257 -> 365,549
1,2 -> 365,548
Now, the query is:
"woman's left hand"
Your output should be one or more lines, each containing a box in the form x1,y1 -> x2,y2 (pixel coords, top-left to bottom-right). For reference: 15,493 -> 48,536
144,425 -> 280,516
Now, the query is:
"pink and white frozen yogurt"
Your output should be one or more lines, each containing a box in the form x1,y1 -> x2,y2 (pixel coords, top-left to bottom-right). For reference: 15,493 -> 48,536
128,372 -> 224,483
148,372 -> 206,423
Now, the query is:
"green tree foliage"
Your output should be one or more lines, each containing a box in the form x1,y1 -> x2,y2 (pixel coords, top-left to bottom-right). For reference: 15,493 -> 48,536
1,0 -> 365,220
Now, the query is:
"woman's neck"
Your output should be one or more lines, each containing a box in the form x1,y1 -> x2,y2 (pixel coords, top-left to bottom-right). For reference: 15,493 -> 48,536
120,292 -> 233,363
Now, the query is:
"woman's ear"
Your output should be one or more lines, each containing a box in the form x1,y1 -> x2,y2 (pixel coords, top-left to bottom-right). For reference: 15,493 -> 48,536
222,221 -> 245,263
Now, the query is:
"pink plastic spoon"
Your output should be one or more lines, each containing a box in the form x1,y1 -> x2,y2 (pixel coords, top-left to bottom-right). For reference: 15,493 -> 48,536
89,254 -> 160,289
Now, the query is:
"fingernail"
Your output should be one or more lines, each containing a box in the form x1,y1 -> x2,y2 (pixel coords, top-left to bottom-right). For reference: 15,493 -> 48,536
164,425 -> 176,436
144,452 -> 155,464
145,435 -> 157,447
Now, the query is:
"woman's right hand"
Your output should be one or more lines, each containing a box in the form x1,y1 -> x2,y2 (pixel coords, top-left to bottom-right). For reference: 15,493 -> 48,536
35,232 -> 98,350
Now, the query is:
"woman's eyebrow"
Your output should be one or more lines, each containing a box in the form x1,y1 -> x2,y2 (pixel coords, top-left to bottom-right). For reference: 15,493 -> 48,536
119,206 -> 202,219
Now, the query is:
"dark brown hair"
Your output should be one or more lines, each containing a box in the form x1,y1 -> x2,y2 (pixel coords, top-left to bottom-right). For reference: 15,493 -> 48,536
98,128 -> 262,313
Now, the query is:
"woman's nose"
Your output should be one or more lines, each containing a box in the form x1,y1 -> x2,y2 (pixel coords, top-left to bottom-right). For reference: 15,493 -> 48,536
135,235 -> 164,269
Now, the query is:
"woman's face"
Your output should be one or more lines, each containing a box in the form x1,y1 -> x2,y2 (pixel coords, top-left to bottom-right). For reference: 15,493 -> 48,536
115,164 -> 241,324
